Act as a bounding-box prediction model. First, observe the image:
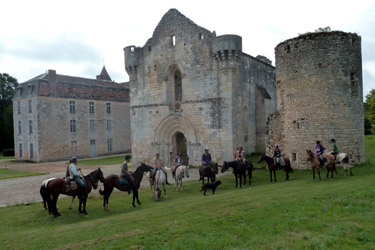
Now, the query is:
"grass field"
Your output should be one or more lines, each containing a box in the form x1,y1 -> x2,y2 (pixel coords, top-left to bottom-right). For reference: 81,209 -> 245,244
0,136 -> 374,249
0,168 -> 45,180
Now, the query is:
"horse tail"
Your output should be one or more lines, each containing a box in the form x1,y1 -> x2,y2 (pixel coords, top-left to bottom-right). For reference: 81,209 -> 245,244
40,184 -> 47,209
45,182 -> 53,214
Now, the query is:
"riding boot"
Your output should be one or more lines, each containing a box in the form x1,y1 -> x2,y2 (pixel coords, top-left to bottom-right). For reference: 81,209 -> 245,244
127,183 -> 132,194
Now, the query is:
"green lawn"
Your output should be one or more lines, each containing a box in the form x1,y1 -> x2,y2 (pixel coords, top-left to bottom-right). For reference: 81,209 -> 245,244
79,155 -> 128,166
0,154 -> 15,160
0,168 -> 45,180
0,136 -> 374,249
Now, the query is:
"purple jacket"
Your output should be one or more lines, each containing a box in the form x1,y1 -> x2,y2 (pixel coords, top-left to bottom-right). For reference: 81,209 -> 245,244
202,153 -> 212,164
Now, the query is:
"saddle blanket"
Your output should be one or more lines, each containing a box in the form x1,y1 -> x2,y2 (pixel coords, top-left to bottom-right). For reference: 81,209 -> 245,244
119,177 -> 127,185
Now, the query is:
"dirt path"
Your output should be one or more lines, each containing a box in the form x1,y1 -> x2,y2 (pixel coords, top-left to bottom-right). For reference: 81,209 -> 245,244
0,160 -> 229,207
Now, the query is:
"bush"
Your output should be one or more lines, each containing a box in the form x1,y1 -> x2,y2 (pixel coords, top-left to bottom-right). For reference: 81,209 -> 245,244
3,148 -> 15,156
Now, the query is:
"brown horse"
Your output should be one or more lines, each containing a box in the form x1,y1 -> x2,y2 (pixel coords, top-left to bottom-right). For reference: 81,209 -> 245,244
257,154 -> 293,182
44,168 -> 104,217
99,163 -> 153,209
306,150 -> 337,180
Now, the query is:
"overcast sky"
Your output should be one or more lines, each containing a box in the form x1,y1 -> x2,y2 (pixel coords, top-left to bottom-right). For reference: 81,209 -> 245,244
1,0 -> 374,98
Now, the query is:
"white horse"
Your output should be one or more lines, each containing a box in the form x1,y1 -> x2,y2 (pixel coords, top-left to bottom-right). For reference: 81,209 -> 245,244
173,165 -> 189,191
154,169 -> 167,201
335,153 -> 354,176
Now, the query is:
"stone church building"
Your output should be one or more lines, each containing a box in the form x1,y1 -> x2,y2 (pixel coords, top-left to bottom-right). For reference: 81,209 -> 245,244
13,67 -> 131,162
125,9 -> 276,166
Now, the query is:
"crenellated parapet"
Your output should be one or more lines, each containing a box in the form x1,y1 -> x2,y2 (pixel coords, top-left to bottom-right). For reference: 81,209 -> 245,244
213,35 -> 242,61
124,46 -> 141,75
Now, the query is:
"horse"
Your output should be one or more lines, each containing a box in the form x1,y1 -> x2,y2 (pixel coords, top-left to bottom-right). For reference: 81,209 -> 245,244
154,169 -> 167,200
174,165 -> 189,191
199,162 -> 219,184
99,163 -> 153,210
44,168 -> 104,217
306,150 -> 337,180
335,153 -> 353,176
245,160 -> 253,185
221,161 -> 247,188
40,178 -> 78,210
257,154 -> 293,182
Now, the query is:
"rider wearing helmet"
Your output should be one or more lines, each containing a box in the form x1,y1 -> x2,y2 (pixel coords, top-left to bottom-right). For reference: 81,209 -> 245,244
68,157 -> 85,198
273,144 -> 282,170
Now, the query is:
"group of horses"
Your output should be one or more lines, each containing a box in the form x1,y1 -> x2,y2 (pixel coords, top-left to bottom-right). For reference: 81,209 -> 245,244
40,150 -> 353,217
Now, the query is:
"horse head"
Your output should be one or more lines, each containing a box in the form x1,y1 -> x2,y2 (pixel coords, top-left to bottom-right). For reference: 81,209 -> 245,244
184,166 -> 190,178
306,150 -> 314,162
257,154 -> 266,163
212,162 -> 219,174
221,161 -> 229,173
139,162 -> 153,173
97,168 -> 105,183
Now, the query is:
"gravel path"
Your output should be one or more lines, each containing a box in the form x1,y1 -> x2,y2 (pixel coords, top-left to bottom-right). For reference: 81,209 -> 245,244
0,160 -> 229,207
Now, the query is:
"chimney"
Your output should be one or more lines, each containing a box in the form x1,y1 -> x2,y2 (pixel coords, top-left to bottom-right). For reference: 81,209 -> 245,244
48,69 -> 57,95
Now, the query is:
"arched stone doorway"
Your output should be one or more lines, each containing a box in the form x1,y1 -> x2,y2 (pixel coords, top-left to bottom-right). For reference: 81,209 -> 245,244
153,115 -> 199,165
172,131 -> 188,165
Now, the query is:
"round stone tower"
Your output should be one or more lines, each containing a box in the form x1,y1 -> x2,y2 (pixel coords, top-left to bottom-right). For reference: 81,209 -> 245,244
269,31 -> 364,168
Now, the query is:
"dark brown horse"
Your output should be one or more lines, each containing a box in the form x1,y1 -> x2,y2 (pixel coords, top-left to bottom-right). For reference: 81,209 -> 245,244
221,161 -> 247,188
257,154 -> 292,182
199,162 -> 219,184
306,150 -> 337,180
44,168 -> 104,217
99,163 -> 153,209
245,160 -> 253,185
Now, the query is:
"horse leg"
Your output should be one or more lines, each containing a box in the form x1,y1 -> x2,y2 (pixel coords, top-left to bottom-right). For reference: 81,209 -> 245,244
274,170 -> 277,182
326,166 -> 329,179
318,168 -> 321,181
235,174 -> 238,188
270,169 -> 273,182
69,196 -> 75,209
104,188 -> 114,210
135,190 -> 141,205
313,168 -> 315,180
180,179 -> 183,192
52,195 -> 60,217
286,169 -> 289,181
132,191 -> 136,207
82,195 -> 88,215
163,183 -> 167,198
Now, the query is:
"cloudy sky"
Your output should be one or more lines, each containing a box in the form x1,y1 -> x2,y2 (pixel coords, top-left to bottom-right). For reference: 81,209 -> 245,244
1,0 -> 374,98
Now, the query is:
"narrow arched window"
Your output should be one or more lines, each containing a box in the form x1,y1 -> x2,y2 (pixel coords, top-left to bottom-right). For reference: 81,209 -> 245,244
174,70 -> 182,102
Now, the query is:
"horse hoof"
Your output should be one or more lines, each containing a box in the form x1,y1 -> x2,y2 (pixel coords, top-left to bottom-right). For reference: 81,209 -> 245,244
84,212 -> 88,215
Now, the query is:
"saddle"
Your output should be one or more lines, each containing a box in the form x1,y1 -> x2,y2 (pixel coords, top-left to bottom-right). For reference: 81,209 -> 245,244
64,177 -> 78,192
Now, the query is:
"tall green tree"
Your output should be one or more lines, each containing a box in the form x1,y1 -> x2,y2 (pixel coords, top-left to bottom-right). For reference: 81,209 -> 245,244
364,89 -> 375,134
0,73 -> 19,152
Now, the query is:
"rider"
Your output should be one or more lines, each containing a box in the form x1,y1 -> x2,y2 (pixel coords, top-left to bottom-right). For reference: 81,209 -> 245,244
66,158 -> 72,178
273,144 -> 282,170
201,148 -> 212,167
235,145 -> 245,163
233,146 -> 239,160
68,157 -> 85,198
152,152 -> 170,185
172,153 -> 183,178
330,138 -> 339,160
315,141 -> 325,168
121,155 -> 134,194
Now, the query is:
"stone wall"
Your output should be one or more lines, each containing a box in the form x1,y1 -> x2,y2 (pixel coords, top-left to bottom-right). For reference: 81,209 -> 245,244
268,31 -> 364,168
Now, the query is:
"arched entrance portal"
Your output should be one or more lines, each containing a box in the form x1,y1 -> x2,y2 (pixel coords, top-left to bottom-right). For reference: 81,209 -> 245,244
172,132 -> 188,165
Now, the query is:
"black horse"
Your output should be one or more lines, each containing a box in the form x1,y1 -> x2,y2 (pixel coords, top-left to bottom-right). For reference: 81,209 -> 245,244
245,160 -> 253,186
99,163 -> 153,209
199,162 -> 219,184
257,154 -> 293,182
221,161 -> 247,188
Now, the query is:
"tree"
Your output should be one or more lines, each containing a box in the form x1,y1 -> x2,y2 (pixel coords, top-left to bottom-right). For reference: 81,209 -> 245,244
364,89 -> 375,134
0,73 -> 19,152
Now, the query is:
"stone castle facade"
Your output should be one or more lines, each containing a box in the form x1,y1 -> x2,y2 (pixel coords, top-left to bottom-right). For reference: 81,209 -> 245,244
125,9 -> 276,166
13,68 -> 131,162
267,31 -> 365,168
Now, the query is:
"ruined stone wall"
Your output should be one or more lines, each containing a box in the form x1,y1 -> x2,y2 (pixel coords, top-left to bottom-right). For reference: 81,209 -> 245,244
269,31 -> 364,168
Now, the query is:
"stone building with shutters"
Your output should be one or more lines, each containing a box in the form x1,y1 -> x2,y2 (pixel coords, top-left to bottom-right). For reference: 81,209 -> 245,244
124,9 -> 276,166
13,67 -> 131,162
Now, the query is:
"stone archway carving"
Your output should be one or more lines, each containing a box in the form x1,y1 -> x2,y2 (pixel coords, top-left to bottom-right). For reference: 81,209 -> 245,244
154,115 -> 197,144
153,115 -> 198,164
